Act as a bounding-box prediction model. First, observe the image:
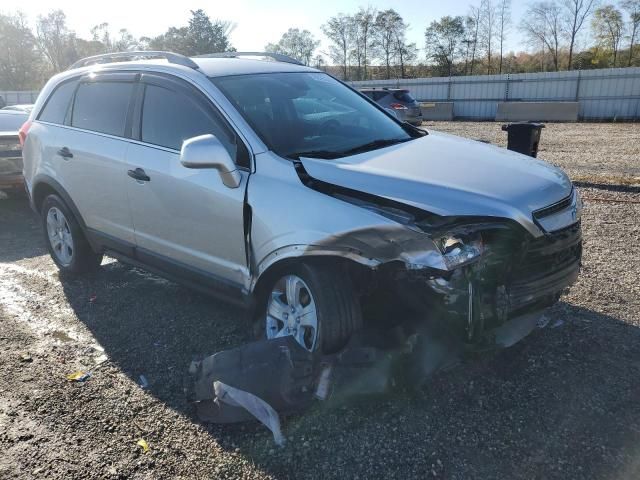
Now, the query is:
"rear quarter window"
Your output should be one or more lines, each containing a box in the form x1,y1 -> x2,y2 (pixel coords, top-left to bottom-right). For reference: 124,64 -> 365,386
38,79 -> 79,125
393,91 -> 415,102
71,81 -> 134,137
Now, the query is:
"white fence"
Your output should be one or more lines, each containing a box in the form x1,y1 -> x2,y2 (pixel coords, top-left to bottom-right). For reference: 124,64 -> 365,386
0,90 -> 40,106
351,67 -> 640,121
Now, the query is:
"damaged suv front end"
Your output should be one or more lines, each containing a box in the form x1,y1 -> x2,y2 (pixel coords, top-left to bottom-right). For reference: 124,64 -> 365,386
212,70 -> 582,353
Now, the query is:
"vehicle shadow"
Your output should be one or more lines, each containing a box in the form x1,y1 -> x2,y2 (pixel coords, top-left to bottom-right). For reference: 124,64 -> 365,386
0,195 -> 48,263
56,255 -> 640,479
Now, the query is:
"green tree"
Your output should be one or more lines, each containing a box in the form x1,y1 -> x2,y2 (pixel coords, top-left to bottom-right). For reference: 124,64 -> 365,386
0,13 -> 44,89
149,10 -> 234,56
36,10 -> 78,72
425,16 -> 466,76
592,4 -> 625,66
265,28 -> 319,65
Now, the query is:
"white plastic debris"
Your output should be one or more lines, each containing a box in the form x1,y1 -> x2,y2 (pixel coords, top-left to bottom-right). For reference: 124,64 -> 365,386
139,375 -> 149,389
314,364 -> 332,400
213,381 -> 285,447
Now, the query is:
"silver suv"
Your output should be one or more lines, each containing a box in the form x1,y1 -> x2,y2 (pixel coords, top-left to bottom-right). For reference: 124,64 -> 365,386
22,51 -> 582,354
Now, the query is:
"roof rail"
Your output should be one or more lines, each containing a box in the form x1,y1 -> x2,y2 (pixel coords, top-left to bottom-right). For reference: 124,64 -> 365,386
195,51 -> 304,66
69,51 -> 199,70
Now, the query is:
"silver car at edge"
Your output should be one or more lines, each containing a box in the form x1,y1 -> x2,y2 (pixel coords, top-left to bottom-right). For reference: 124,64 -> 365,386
22,51 -> 582,354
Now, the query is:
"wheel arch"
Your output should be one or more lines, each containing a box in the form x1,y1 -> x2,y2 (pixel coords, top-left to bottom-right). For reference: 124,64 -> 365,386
250,249 -> 377,310
31,175 -> 93,248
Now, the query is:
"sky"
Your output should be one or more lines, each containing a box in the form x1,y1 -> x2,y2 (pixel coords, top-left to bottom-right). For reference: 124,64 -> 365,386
9,0 -> 532,57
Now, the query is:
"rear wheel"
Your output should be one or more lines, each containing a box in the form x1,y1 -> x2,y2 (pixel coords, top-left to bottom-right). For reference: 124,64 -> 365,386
42,194 -> 102,274
260,261 -> 361,353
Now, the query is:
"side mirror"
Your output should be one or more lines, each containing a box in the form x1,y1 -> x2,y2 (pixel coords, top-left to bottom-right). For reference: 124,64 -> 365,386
180,134 -> 241,189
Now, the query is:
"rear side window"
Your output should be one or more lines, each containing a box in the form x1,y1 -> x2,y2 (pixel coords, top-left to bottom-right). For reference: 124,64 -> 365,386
141,83 -> 237,157
393,91 -> 415,102
71,81 -> 134,136
38,80 -> 78,125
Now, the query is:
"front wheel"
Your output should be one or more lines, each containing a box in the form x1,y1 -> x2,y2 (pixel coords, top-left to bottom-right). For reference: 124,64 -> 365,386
260,262 -> 362,353
42,194 -> 103,274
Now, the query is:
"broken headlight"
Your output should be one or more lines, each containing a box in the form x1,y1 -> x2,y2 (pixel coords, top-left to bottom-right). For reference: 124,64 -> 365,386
436,234 -> 484,270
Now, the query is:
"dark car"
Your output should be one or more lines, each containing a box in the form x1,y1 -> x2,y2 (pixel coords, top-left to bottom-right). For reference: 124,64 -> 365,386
0,110 -> 28,192
360,88 -> 423,126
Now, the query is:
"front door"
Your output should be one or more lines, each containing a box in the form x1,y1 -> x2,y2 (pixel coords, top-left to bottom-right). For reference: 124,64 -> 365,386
125,74 -> 250,288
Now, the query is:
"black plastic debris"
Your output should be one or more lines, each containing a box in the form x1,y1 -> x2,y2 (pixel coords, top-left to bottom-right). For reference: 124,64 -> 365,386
189,336 -> 317,424
502,122 -> 545,157
188,329 -> 462,445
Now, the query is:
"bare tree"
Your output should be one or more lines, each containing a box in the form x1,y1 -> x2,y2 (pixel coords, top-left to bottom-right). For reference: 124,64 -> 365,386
467,6 -> 482,74
90,23 -> 139,53
322,14 -> 353,80
265,28 -> 320,65
522,2 -> 563,71
375,9 -> 405,79
480,0 -> 497,74
622,0 -> 640,65
592,4 -> 625,66
561,0 -> 599,69
394,31 -> 417,78
497,0 -> 512,73
353,7 -> 377,80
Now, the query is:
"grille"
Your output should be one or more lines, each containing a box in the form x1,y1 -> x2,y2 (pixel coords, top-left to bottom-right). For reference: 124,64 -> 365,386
512,222 -> 582,284
533,191 -> 573,220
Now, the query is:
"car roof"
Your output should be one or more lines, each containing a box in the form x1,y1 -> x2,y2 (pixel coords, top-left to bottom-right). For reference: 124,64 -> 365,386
65,56 -> 317,78
193,57 -> 316,77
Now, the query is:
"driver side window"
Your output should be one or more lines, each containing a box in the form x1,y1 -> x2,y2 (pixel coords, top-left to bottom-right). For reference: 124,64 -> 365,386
140,82 -> 249,168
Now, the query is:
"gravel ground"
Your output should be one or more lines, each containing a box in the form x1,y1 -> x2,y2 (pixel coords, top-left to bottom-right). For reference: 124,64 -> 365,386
425,122 -> 640,186
1,125 -> 640,479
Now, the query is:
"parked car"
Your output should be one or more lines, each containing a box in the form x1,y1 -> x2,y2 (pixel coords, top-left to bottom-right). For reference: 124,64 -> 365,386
359,88 -> 423,126
2,104 -> 34,114
0,109 -> 29,192
22,51 -> 581,354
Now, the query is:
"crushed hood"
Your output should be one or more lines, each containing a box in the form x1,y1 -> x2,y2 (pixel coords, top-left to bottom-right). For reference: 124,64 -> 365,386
300,130 -> 573,236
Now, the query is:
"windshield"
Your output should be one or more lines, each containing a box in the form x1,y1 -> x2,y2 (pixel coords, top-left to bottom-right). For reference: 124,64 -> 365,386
212,72 -> 417,159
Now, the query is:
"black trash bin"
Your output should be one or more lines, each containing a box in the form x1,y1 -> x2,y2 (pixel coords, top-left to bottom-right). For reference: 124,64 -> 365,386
501,122 -> 545,158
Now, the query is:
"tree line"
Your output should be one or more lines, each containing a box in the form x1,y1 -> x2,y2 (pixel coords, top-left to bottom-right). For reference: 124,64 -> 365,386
422,0 -> 639,77
0,9 -> 234,89
0,3 -> 639,90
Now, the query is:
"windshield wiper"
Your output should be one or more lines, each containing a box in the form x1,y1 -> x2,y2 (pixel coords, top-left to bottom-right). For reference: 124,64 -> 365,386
341,137 -> 413,156
288,150 -> 345,160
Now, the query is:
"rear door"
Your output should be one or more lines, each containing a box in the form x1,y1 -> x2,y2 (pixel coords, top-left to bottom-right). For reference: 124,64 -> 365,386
125,74 -> 250,288
59,73 -> 136,245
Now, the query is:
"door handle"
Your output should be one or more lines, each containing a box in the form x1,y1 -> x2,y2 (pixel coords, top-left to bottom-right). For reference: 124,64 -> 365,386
127,167 -> 151,182
57,147 -> 73,159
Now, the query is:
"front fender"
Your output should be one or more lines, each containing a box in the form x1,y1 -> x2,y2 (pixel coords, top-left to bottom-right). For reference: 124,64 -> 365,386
248,152 -> 446,292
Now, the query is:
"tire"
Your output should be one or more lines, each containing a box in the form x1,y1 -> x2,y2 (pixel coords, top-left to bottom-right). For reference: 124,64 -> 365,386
41,194 -> 103,274
258,261 -> 362,354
